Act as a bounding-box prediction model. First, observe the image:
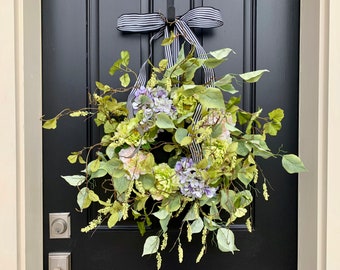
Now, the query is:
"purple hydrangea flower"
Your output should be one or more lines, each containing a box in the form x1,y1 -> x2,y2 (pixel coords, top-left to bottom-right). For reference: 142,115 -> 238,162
132,86 -> 176,129
175,157 -> 217,199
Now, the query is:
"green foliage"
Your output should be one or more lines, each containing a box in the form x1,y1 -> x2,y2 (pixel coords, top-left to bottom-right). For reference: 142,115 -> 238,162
42,38 -> 305,268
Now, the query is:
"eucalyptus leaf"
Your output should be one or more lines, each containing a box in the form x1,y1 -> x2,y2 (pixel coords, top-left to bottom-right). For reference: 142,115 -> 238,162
156,113 -> 175,129
204,58 -> 225,69
216,228 -> 239,254
142,236 -> 160,256
191,217 -> 204,234
239,69 -> 269,83
175,128 -> 188,144
282,154 -> 306,174
113,176 -> 130,194
108,212 -> 120,228
153,209 -> 169,220
61,175 -> 86,186
209,48 -> 234,60
159,214 -> 171,232
77,187 -> 91,211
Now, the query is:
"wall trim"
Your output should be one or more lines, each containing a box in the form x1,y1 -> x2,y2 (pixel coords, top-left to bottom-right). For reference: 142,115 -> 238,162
2,0 -> 336,269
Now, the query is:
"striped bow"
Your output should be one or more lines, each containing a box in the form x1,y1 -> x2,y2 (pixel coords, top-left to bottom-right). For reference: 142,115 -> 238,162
117,6 -> 223,162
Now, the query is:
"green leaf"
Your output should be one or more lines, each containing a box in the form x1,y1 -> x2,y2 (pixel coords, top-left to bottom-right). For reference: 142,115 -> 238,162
168,195 -> 181,212
239,69 -> 269,83
42,118 -> 57,129
89,159 -> 100,172
88,190 -> 99,202
218,83 -> 238,94
216,228 -> 239,254
159,214 -> 171,232
119,73 -> 130,87
158,59 -> 168,71
120,50 -> 130,67
137,221 -> 146,236
263,121 -> 282,136
282,154 -> 306,174
209,48 -> 234,59
152,209 -> 169,220
61,175 -> 86,186
196,87 -> 225,109
140,174 -> 155,190
191,217 -> 204,234
142,236 -> 160,256
204,58 -> 225,68
67,154 -> 78,164
77,187 -> 91,210
179,136 -> 192,146
161,31 -> 176,46
174,128 -> 188,144
269,108 -> 284,122
95,81 -> 111,93
108,212 -> 120,228
69,110 -> 89,117
156,113 -> 175,129
113,176 -> 130,194
109,59 -> 122,76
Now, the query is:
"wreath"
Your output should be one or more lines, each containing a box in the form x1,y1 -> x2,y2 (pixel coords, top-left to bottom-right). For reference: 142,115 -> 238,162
42,7 -> 305,269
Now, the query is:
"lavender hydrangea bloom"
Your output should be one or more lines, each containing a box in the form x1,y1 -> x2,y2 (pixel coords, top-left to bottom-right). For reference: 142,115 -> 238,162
132,86 -> 176,128
175,158 -> 217,199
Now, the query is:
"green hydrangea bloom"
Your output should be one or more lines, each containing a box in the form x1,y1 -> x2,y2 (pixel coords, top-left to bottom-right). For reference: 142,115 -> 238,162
150,163 -> 179,200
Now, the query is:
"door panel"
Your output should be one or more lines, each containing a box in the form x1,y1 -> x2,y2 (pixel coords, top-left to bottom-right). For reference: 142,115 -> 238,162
43,0 -> 299,269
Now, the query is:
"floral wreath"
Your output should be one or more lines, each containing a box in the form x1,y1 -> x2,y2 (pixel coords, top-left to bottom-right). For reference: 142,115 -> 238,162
42,6 -> 305,269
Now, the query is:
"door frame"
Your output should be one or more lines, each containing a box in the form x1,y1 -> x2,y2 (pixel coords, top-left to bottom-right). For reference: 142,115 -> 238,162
2,0 -> 338,269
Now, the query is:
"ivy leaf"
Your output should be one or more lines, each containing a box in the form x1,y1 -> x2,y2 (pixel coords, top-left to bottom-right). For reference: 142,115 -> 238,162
120,50 -> 130,67
269,108 -> 284,122
42,118 -> 57,129
77,187 -> 91,211
119,73 -> 130,87
61,175 -> 86,186
239,69 -> 269,83
196,87 -> 225,109
109,58 -> 122,76
161,31 -> 176,46
216,228 -> 239,254
67,154 -> 78,164
156,113 -> 175,129
142,236 -> 160,256
263,121 -> 282,136
282,154 -> 306,174
95,81 -> 111,93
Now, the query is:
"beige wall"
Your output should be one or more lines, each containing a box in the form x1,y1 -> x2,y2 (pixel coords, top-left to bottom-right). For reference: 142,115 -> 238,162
1,0 -> 339,269
0,0 -> 42,269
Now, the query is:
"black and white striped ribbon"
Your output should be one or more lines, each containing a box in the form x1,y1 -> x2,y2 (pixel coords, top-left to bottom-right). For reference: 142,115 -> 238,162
117,6 -> 223,162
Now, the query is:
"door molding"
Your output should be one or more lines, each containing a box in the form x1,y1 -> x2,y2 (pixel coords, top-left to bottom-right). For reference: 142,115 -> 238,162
2,0 -> 338,269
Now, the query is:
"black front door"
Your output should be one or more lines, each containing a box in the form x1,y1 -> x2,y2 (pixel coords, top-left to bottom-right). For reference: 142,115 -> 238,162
43,0 -> 300,269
